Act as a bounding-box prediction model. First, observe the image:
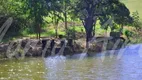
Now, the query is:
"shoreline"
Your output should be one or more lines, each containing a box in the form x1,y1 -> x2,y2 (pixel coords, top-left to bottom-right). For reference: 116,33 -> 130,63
0,37 -> 127,59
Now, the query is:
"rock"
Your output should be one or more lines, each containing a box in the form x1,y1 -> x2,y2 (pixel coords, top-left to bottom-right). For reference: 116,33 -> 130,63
21,39 -> 29,48
0,44 -> 8,53
27,47 -> 42,57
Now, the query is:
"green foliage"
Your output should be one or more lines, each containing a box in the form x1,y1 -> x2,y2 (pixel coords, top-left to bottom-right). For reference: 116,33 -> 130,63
132,11 -> 142,30
98,0 -> 133,32
0,0 -> 28,40
125,29 -> 133,37
112,3 -> 133,25
23,0 -> 49,38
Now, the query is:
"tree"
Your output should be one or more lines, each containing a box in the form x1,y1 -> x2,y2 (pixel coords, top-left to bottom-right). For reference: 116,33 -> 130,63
46,0 -> 74,38
74,0 -> 99,48
74,0 -> 132,48
60,0 -> 73,38
23,0 -> 48,39
45,0 -> 64,38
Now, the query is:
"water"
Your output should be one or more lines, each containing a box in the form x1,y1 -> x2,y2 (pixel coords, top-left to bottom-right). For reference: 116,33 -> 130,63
1,44 -> 142,80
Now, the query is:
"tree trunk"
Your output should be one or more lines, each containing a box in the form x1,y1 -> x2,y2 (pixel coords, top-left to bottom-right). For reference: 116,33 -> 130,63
64,1 -> 68,38
38,24 -> 41,40
53,11 -> 58,38
64,12 -> 68,38
36,25 -> 39,39
36,33 -> 38,39
86,30 -> 93,49
55,24 -> 58,38
84,17 -> 94,49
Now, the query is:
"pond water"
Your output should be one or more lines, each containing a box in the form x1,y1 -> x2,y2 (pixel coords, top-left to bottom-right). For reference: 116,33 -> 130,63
0,44 -> 142,80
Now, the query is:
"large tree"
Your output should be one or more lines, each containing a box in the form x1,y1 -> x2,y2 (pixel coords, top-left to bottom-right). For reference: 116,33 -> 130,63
74,0 -> 132,48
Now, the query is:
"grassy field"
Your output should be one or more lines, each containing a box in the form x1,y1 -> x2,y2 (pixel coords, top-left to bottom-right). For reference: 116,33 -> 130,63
121,0 -> 142,20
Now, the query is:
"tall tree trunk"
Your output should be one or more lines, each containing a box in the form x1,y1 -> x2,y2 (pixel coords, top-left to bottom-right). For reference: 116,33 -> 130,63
84,17 -> 94,49
38,24 -> 41,40
55,24 -> 58,38
64,1 -> 68,39
36,25 -> 39,39
53,11 -> 58,38
36,33 -> 38,39
86,30 -> 93,49
64,12 -> 68,38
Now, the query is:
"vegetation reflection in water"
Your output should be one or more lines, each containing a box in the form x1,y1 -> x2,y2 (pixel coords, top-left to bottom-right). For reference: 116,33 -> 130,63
1,49 -> 142,80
